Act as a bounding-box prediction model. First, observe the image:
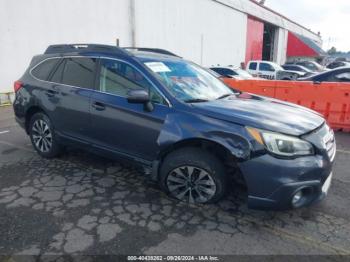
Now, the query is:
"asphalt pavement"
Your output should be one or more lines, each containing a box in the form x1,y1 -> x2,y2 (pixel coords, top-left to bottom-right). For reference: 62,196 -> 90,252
0,105 -> 350,260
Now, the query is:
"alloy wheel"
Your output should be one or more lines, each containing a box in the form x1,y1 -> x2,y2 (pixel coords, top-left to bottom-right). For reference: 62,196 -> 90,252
31,119 -> 53,153
166,166 -> 217,203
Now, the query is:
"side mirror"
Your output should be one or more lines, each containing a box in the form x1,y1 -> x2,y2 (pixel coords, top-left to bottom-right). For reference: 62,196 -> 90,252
127,89 -> 149,103
127,89 -> 153,111
313,81 -> 322,85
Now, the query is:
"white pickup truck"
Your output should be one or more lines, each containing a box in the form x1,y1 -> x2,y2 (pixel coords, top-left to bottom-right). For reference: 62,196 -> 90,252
247,60 -> 303,80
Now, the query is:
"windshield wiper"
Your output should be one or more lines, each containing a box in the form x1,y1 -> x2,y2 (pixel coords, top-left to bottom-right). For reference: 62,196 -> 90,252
184,98 -> 209,103
216,93 -> 234,100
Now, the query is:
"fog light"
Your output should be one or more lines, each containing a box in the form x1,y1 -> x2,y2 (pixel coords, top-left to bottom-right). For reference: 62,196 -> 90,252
292,191 -> 303,206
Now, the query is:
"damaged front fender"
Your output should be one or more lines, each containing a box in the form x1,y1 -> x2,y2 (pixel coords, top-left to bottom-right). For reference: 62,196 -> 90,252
156,112 -> 252,160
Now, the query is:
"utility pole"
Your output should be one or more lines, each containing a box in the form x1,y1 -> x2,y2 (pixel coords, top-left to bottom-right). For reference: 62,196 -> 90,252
129,0 -> 136,47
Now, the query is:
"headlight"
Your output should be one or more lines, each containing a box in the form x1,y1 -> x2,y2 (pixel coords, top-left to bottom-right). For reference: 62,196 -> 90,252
246,127 -> 314,157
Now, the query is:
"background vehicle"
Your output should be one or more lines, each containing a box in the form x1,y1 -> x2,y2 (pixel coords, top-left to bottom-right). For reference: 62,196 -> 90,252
288,61 -> 327,72
326,61 -> 350,70
13,44 -> 335,210
247,60 -> 303,80
298,67 -> 350,82
210,66 -> 254,79
282,64 -> 315,77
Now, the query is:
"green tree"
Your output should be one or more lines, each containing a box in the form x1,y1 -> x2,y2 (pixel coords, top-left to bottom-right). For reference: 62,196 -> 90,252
327,47 -> 337,55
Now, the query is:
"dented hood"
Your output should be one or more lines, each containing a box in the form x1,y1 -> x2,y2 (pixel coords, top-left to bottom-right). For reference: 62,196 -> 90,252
191,94 -> 325,136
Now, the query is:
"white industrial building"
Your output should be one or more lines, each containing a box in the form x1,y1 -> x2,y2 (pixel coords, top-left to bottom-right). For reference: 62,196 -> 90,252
0,0 -> 324,95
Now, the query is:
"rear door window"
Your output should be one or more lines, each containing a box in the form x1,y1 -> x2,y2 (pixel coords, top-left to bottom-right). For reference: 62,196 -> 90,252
49,59 -> 65,83
61,57 -> 97,89
335,72 -> 350,82
31,58 -> 60,81
317,70 -> 350,82
259,63 -> 274,72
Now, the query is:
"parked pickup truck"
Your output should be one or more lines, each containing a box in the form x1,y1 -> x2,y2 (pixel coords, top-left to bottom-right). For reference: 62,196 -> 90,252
247,60 -> 303,80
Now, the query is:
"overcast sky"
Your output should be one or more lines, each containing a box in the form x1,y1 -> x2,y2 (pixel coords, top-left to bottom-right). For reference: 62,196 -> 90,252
265,0 -> 350,52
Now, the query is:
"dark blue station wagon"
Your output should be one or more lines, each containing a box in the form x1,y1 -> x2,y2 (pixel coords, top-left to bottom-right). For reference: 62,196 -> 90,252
13,44 -> 336,210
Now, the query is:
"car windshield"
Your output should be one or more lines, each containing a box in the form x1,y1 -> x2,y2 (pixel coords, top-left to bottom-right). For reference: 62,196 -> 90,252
143,60 -> 234,102
299,66 -> 312,72
312,62 -> 323,70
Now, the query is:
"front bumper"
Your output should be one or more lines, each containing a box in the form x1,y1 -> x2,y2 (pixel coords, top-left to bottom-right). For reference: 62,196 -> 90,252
238,153 -> 333,210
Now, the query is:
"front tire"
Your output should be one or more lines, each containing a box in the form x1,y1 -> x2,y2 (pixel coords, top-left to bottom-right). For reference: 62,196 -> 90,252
29,112 -> 62,158
159,147 -> 227,204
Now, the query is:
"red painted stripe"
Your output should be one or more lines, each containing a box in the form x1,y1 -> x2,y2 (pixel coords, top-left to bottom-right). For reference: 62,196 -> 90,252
245,16 -> 264,63
287,32 -> 318,57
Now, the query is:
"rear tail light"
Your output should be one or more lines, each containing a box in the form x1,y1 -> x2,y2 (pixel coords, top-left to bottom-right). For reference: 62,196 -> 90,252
14,80 -> 23,92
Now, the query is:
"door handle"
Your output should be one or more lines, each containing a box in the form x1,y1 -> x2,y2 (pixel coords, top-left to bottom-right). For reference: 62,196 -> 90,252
92,101 -> 106,111
45,90 -> 57,97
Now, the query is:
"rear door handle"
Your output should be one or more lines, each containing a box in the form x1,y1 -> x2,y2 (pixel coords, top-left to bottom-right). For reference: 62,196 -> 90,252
92,101 -> 106,111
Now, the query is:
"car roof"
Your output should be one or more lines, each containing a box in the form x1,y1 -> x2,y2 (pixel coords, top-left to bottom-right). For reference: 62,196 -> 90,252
283,64 -> 310,70
129,50 -> 183,62
330,66 -> 350,71
42,44 -> 182,63
248,60 -> 276,65
297,61 -> 321,65
210,66 -> 240,70
304,66 -> 350,80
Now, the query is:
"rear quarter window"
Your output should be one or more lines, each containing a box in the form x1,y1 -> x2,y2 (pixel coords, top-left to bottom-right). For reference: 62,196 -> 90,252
259,63 -> 274,72
31,58 -> 60,81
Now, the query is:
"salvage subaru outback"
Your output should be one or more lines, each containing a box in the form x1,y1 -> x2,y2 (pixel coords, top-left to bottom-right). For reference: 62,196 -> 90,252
13,44 -> 336,210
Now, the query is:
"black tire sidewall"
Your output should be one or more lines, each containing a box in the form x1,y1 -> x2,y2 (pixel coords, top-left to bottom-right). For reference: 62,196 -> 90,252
159,147 -> 227,203
29,112 -> 61,158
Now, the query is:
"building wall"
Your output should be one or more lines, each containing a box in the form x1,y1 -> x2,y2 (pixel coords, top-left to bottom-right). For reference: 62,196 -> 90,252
0,0 -> 322,93
287,32 -> 318,58
0,0 -> 132,93
134,0 -> 247,67
273,27 -> 288,65
215,0 -> 322,45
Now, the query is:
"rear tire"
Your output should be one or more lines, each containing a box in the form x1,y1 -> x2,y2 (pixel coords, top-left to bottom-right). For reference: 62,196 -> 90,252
159,147 -> 227,204
29,112 -> 62,158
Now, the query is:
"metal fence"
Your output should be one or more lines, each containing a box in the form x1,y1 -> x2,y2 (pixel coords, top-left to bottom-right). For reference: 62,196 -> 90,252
0,92 -> 15,107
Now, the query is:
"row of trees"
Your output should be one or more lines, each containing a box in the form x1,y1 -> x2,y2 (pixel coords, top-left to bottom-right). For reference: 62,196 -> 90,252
327,47 -> 350,55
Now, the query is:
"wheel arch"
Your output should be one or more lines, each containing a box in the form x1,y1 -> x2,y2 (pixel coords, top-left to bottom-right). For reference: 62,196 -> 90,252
25,106 -> 47,134
158,137 -> 233,162
156,137 -> 247,186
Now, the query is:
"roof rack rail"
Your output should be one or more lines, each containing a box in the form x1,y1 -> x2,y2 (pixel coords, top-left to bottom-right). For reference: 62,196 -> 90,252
123,47 -> 180,57
44,44 -> 129,55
